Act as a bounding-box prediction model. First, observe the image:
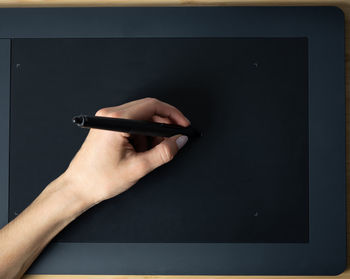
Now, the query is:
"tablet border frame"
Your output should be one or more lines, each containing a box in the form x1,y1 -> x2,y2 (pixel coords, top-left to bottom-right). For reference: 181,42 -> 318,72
0,6 -> 346,275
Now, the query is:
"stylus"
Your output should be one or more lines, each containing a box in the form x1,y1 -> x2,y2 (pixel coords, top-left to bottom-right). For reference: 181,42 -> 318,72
72,115 -> 201,138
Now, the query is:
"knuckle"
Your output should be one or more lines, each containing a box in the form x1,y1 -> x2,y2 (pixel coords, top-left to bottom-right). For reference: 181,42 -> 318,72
145,97 -> 158,104
159,144 -> 174,163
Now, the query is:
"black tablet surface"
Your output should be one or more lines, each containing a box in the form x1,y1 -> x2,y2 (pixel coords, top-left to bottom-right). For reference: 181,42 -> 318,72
9,37 -> 309,243
0,7 -> 345,275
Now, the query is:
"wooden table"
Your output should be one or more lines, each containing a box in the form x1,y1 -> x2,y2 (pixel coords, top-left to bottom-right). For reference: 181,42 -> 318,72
1,0 -> 348,278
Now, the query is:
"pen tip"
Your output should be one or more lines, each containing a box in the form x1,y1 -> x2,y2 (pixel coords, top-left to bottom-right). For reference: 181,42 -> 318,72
72,115 -> 84,126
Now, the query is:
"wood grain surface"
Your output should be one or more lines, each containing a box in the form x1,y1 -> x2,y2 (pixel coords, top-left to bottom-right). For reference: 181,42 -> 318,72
0,0 -> 348,278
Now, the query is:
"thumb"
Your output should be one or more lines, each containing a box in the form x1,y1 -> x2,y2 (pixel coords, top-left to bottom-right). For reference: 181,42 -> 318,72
137,134 -> 188,174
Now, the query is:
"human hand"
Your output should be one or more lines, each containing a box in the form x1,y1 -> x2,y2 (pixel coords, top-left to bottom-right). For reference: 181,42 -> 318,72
0,98 -> 190,278
62,98 -> 190,206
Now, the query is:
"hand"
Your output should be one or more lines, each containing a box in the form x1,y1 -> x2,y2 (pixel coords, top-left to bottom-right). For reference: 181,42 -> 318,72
0,97 -> 191,278
62,98 -> 190,206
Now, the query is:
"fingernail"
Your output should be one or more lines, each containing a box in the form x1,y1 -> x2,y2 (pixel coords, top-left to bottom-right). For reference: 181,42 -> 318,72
176,135 -> 188,149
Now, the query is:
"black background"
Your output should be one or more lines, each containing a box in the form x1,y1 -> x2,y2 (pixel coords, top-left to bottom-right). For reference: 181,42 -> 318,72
9,38 -> 308,243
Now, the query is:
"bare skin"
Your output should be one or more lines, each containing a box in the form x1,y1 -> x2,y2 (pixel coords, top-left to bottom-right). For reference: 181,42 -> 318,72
0,98 -> 190,279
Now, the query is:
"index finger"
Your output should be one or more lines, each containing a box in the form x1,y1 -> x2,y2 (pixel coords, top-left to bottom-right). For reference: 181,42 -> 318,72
121,98 -> 191,127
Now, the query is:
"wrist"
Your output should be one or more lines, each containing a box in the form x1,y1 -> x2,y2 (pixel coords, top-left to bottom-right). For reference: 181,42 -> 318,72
42,173 -> 95,223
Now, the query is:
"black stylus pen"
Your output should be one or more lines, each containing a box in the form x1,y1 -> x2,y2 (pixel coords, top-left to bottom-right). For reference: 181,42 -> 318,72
72,115 -> 201,138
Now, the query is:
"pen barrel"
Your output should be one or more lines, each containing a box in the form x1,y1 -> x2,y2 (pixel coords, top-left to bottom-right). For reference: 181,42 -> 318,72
78,115 -> 199,138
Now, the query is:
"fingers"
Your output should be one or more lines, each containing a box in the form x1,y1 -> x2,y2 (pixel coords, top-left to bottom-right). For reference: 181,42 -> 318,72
94,98 -> 191,178
131,98 -> 189,126
135,134 -> 189,176
151,115 -> 171,147
97,98 -> 191,127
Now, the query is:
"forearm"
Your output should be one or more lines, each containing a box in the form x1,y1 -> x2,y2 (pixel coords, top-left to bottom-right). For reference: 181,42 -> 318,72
0,174 -> 92,279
